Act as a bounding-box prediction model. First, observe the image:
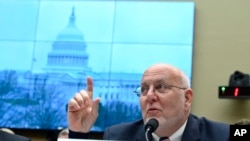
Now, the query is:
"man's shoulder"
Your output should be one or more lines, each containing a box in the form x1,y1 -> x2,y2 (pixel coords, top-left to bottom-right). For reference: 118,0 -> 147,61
106,119 -> 144,130
104,119 -> 144,140
189,114 -> 229,129
186,114 -> 230,140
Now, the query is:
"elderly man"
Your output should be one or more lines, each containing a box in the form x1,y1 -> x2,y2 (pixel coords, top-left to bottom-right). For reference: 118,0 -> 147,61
67,63 -> 229,141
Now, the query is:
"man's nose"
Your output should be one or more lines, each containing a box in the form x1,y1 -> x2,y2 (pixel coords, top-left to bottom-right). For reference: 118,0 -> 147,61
147,87 -> 157,96
146,87 -> 158,102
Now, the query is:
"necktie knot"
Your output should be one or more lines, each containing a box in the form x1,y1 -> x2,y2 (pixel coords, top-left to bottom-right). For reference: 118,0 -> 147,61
159,136 -> 170,141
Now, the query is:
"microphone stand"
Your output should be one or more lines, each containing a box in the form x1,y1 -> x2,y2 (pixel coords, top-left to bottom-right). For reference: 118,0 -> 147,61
145,127 -> 153,141
145,118 -> 159,141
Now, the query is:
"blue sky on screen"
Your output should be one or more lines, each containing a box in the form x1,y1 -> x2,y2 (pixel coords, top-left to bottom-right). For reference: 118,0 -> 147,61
0,0 -> 39,41
0,0 -> 194,77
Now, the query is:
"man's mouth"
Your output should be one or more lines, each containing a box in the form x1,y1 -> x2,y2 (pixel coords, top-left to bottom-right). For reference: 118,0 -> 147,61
147,108 -> 160,115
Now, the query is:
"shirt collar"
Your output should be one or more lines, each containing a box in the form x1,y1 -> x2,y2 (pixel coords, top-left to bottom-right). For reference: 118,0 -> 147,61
152,119 -> 188,141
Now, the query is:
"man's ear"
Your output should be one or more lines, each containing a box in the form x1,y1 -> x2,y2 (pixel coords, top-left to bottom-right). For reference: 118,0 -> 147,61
184,89 -> 193,110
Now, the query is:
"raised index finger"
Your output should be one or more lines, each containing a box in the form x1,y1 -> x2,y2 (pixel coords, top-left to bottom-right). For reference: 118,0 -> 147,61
86,76 -> 93,99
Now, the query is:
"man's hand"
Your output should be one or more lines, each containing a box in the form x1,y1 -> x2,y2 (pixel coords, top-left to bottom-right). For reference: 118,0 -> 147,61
67,76 -> 100,133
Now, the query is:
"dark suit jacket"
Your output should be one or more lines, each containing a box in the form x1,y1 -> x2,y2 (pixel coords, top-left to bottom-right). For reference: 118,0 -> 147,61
103,114 -> 229,141
69,114 -> 230,141
0,130 -> 31,141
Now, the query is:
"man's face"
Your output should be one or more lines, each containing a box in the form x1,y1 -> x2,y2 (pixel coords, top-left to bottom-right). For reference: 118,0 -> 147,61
139,66 -> 190,133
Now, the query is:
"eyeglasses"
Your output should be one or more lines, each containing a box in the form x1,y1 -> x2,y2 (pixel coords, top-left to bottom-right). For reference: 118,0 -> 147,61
133,83 -> 187,97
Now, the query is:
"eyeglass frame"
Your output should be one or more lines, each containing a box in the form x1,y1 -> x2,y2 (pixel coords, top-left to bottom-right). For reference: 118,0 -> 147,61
133,83 -> 187,97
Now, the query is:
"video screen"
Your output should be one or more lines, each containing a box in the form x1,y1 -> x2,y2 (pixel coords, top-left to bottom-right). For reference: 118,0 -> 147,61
0,0 -> 195,131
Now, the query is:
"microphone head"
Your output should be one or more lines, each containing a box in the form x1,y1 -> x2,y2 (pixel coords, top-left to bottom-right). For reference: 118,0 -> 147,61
145,118 -> 159,133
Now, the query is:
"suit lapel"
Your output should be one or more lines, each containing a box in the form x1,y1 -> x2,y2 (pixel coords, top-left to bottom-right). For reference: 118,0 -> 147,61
135,122 -> 147,141
182,114 -> 200,141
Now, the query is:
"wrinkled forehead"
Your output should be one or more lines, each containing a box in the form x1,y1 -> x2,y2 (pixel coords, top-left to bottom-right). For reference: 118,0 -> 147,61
141,65 -> 179,84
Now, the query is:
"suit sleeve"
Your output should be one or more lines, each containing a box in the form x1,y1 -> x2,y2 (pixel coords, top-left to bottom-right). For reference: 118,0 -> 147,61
68,129 -> 89,139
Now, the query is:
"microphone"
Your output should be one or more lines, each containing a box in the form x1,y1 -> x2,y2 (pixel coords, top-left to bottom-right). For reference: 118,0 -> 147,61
145,118 -> 159,141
